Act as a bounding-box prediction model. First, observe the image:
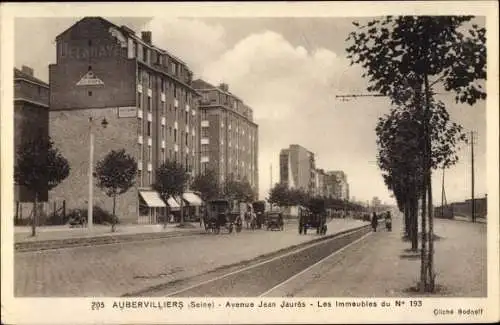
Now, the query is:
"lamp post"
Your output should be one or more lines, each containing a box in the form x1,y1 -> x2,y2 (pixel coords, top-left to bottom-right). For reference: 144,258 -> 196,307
88,116 -> 108,230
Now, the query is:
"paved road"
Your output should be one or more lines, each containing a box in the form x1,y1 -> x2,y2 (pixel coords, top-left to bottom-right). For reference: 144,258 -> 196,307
262,215 -> 487,297
15,218 -> 368,297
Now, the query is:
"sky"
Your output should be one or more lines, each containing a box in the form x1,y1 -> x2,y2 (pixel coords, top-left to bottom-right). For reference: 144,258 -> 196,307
14,16 -> 487,205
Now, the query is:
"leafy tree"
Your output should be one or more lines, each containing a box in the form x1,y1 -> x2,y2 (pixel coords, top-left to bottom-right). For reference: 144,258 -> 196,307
14,137 -> 70,236
94,149 -> 137,232
223,176 -> 255,203
347,15 -> 486,292
190,169 -> 220,202
268,183 -> 289,207
154,160 -> 189,225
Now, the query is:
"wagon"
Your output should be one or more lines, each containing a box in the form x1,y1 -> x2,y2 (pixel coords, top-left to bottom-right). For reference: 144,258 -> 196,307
298,205 -> 327,235
266,212 -> 284,231
204,199 -> 234,234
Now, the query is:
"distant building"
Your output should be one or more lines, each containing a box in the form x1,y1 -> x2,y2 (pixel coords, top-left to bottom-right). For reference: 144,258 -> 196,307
192,79 -> 259,196
14,66 -> 50,202
324,170 -> 349,200
49,17 -> 201,224
279,144 -> 315,192
372,196 -> 381,208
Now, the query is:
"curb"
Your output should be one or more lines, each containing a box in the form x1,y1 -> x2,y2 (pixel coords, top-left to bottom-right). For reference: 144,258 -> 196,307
123,223 -> 372,297
15,229 -> 205,252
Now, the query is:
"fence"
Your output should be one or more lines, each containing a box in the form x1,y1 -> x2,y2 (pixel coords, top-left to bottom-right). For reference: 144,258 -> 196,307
14,200 -> 66,226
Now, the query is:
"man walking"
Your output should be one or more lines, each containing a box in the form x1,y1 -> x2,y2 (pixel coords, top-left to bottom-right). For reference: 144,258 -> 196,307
371,212 -> 378,232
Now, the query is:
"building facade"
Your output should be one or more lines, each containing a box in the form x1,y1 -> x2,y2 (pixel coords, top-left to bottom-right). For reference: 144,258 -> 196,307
49,17 -> 201,224
14,66 -> 50,202
192,79 -> 259,196
279,144 -> 315,192
324,170 -> 349,200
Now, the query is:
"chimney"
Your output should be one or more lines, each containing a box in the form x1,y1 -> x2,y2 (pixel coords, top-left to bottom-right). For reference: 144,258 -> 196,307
21,65 -> 34,76
219,83 -> 229,92
141,31 -> 152,44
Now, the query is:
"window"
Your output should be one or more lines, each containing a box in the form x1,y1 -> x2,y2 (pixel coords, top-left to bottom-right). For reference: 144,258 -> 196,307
201,127 -> 209,138
161,78 -> 165,92
148,171 -> 152,185
147,122 -> 151,137
137,67 -> 142,83
138,118 -> 143,136
161,125 -> 165,139
139,143 -> 143,161
162,102 -> 166,117
169,149 -> 173,159
149,74 -> 153,89
138,92 -> 142,109
143,47 -> 148,63
201,109 -> 207,120
185,133 -> 188,146
171,62 -> 176,74
185,111 -> 188,122
174,84 -> 178,98
88,91 -> 92,96
137,170 -> 142,187
174,129 -> 177,142
169,126 -> 172,136
148,146 -> 152,161
147,97 -> 152,112
185,91 -> 188,102
161,148 -> 165,162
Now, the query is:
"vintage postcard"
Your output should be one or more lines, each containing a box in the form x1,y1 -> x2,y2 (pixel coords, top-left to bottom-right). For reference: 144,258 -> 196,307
1,1 -> 499,324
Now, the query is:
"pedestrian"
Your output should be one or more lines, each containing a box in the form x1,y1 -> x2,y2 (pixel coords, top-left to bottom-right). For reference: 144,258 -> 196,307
371,212 -> 378,232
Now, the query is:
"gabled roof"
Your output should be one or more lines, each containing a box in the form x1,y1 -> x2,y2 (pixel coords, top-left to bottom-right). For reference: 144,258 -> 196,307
14,68 -> 49,87
55,16 -> 120,41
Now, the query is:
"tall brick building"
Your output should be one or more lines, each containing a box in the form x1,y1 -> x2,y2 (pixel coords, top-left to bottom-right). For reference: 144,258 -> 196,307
192,79 -> 259,196
14,66 -> 50,202
49,17 -> 201,224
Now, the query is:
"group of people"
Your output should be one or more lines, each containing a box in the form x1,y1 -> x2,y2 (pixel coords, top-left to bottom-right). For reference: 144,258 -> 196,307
371,211 -> 392,232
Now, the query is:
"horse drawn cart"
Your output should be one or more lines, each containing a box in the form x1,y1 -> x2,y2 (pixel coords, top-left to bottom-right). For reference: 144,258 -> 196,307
298,201 -> 328,235
266,211 -> 284,231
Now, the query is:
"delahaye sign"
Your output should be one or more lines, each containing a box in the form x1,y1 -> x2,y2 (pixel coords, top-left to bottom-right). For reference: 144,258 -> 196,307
59,42 -> 121,60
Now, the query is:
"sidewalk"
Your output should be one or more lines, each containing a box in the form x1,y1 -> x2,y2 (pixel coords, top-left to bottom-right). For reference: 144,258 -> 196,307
453,215 -> 487,224
269,214 -> 487,297
14,222 -> 202,243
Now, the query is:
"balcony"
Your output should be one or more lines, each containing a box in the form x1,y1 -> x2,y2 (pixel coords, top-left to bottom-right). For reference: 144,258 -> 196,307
185,104 -> 190,112
137,109 -> 143,119
192,129 -> 195,136
138,161 -> 143,170
174,99 -> 179,108
201,120 -> 209,127
138,135 -> 143,144
161,93 -> 166,102
147,112 -> 152,122
186,125 -> 189,133
174,121 -> 178,129
201,156 -> 209,163
147,163 -> 152,172
174,144 -> 179,152
192,109 -> 196,116
147,138 -> 152,146
147,88 -> 152,97
185,147 -> 189,154
161,140 -> 165,148
201,138 -> 209,145
137,84 -> 143,93
161,116 -> 166,125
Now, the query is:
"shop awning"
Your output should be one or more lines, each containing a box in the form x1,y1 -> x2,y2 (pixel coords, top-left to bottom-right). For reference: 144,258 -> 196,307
182,192 -> 203,206
139,191 -> 166,208
166,196 -> 180,209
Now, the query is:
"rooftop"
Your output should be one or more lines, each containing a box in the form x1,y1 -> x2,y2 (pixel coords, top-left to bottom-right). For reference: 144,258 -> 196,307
14,66 -> 49,87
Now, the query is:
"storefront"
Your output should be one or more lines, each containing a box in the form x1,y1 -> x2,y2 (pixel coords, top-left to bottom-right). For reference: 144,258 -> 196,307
182,191 -> 204,221
138,190 -> 167,224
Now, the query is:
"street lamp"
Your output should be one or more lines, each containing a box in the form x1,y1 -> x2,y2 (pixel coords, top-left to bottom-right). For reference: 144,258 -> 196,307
88,116 -> 108,230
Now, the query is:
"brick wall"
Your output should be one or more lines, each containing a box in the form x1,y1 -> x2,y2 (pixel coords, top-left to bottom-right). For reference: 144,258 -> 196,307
49,107 -> 139,223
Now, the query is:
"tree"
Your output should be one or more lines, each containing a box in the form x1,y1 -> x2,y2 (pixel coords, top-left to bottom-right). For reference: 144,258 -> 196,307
347,15 -> 486,292
14,137 -> 70,236
268,183 -> 290,207
94,149 -> 137,232
223,176 -> 255,203
190,169 -> 220,202
154,160 -> 189,225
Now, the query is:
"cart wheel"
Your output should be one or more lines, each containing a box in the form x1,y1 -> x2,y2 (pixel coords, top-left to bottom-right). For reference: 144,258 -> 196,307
304,227 -> 307,235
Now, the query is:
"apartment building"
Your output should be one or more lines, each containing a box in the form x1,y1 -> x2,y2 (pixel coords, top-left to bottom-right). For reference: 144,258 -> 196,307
192,79 -> 259,196
49,17 -> 201,224
280,144 -> 315,192
325,170 -> 350,200
14,66 -> 50,202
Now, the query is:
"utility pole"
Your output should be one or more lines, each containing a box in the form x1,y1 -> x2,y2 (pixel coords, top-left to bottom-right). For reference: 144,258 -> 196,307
471,131 -> 475,223
441,166 -> 445,218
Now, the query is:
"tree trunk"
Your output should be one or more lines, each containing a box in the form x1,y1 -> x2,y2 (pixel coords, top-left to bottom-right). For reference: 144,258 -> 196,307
411,195 -> 419,251
31,193 -> 38,237
180,195 -> 184,225
424,73 -> 435,292
420,189 -> 428,292
111,194 -> 117,233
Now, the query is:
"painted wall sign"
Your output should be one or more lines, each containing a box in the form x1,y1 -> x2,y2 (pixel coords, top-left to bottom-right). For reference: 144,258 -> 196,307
76,71 -> 104,86
118,106 -> 137,118
60,43 -> 120,60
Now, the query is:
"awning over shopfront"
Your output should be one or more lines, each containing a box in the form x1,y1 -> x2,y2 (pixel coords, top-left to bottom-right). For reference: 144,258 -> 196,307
166,196 -> 180,209
182,192 -> 203,206
139,191 -> 166,208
